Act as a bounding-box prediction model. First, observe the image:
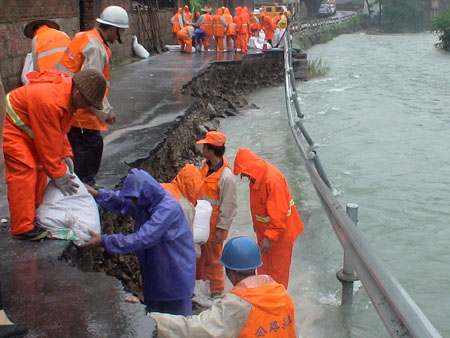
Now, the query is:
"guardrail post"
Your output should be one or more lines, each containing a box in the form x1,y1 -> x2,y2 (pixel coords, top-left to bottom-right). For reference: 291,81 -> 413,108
336,203 -> 359,306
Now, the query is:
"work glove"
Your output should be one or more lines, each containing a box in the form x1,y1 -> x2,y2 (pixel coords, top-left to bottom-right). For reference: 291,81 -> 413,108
54,170 -> 79,196
62,157 -> 74,174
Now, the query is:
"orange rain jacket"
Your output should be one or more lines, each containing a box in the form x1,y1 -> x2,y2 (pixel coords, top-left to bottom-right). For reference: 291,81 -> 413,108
223,8 -> 234,35
3,70 -> 75,235
32,25 -> 70,72
260,14 -> 277,41
161,163 -> 203,206
240,7 -> 250,35
152,274 -> 297,337
234,148 -> 304,287
171,8 -> 183,33
199,13 -> 213,36
57,28 -> 112,131
212,9 -> 227,37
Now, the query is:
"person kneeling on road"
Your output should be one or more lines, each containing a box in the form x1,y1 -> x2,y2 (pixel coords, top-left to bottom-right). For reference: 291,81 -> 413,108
81,168 -> 196,316
151,236 -> 297,337
3,69 -> 106,241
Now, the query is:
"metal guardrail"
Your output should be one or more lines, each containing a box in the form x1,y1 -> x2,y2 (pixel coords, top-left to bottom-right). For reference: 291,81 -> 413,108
282,29 -> 443,338
289,12 -> 357,32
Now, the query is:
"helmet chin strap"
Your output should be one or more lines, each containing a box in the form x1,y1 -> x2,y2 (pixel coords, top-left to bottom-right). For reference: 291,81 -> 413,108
116,27 -> 122,43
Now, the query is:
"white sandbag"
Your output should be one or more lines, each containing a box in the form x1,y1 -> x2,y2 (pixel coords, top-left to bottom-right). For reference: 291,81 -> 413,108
133,35 -> 150,59
165,45 -> 181,51
21,53 -> 33,85
192,279 -> 214,308
193,200 -> 211,244
272,28 -> 286,48
35,176 -> 101,246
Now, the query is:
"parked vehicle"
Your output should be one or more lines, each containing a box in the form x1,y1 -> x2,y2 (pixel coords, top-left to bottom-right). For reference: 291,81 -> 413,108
317,4 -> 332,18
262,5 -> 290,18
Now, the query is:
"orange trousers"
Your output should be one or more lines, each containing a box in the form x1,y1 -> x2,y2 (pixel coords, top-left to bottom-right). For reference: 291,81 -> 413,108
237,33 -> 248,52
258,240 -> 294,289
213,36 -> 224,53
196,239 -> 226,294
3,121 -> 47,235
226,35 -> 235,50
176,30 -> 192,53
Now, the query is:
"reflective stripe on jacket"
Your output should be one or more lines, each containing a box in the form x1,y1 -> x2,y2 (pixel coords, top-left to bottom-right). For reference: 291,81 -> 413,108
200,13 -> 213,36
32,25 -> 70,72
57,28 -> 112,131
5,70 -> 75,179
233,148 -> 304,244
198,157 -> 237,235
213,13 -> 227,37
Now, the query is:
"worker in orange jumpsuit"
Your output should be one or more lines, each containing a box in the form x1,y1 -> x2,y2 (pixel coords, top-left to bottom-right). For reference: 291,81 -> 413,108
222,8 -> 234,52
249,11 -> 260,37
3,69 -> 106,240
56,6 -> 129,187
233,7 -> 242,52
182,5 -> 192,26
259,13 -> 277,45
197,8 -> 213,51
238,7 -> 250,52
212,8 -> 228,53
233,148 -> 304,288
23,19 -> 70,72
170,8 -> 183,43
195,131 -> 237,298
176,25 -> 195,53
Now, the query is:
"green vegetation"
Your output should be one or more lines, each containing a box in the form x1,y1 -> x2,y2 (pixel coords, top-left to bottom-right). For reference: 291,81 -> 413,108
307,57 -> 330,78
296,16 -> 361,50
430,8 -> 450,50
377,0 -> 427,33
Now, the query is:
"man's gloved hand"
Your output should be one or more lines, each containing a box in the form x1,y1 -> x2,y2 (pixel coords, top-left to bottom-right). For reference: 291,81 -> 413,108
62,157 -> 74,174
54,170 -> 79,196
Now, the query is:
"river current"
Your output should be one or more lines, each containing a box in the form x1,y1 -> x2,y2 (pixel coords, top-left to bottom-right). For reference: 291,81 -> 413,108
220,32 -> 450,337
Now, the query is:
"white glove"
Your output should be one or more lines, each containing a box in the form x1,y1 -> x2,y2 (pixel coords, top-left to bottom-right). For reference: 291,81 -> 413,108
62,157 -> 74,174
54,170 -> 79,196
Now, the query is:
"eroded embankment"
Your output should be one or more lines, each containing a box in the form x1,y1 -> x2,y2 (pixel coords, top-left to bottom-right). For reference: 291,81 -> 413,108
62,51 -> 285,301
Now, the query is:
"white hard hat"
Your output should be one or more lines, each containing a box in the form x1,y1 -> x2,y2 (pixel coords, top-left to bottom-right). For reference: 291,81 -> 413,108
96,6 -> 129,29
254,9 -> 260,15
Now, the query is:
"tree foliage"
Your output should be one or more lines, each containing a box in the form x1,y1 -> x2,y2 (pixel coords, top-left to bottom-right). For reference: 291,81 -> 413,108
430,8 -> 450,50
379,0 -> 427,32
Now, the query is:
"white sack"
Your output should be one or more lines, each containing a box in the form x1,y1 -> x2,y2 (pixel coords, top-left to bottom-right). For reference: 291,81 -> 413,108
192,279 -> 214,308
193,200 -> 212,244
21,53 -> 33,85
272,28 -> 286,48
133,35 -> 150,59
35,176 -> 101,246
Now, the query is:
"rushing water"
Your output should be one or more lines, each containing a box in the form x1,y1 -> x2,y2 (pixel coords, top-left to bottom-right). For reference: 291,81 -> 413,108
220,32 -> 450,337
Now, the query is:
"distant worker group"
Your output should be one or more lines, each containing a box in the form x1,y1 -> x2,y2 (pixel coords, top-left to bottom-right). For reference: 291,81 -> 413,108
170,5 -> 289,53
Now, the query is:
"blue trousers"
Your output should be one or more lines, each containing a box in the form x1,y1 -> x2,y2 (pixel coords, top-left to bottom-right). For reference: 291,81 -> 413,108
146,297 -> 192,316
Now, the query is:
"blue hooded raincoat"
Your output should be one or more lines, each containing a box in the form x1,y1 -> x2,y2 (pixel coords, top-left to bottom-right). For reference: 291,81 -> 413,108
96,169 -> 196,303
